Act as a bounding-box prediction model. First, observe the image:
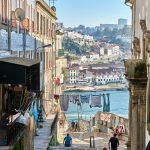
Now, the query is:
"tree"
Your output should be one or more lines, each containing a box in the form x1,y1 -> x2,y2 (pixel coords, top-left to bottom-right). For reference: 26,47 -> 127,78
62,67 -> 67,81
63,38 -> 90,55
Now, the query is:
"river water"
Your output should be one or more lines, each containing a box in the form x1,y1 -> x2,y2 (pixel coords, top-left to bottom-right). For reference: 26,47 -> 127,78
64,90 -> 129,122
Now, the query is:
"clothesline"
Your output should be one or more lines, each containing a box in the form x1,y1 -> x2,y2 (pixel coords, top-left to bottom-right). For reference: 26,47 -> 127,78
59,93 -> 110,111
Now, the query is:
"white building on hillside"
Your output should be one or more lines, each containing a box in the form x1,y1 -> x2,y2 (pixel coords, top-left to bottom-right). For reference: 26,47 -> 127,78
67,65 -> 79,84
95,72 -> 125,85
81,56 -> 88,63
100,45 -> 120,57
90,54 -> 100,62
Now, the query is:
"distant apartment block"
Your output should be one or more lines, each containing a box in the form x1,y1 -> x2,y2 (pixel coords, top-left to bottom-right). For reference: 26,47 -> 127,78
100,24 -> 118,31
118,18 -> 128,29
67,64 -> 79,84
100,44 -> 120,56
80,53 -> 100,64
100,18 -> 128,31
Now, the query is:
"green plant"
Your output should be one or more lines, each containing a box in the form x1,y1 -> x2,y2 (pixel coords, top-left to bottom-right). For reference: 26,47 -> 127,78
134,62 -> 147,78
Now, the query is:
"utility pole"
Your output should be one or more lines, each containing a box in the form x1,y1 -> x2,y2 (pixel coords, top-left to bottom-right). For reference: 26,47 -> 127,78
8,0 -> 12,53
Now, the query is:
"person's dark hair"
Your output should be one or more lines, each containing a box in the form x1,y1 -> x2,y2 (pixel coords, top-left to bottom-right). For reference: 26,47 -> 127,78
67,133 -> 69,136
113,133 -> 117,137
103,147 -> 107,150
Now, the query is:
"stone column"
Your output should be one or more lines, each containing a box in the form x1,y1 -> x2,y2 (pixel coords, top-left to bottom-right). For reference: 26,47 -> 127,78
131,94 -> 138,150
139,95 -> 146,150
126,84 -> 132,150
130,80 -> 147,150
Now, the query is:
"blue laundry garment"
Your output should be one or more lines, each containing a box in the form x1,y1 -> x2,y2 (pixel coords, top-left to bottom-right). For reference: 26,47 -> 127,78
80,95 -> 90,104
32,101 -> 38,121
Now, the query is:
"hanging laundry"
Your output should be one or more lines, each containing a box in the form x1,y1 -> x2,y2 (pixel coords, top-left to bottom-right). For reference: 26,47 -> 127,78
90,94 -> 102,108
72,95 -> 80,104
59,95 -> 69,111
28,100 -> 38,123
106,93 -> 110,112
103,94 -> 107,112
103,93 -> 110,112
80,95 -> 90,104
69,94 -> 74,102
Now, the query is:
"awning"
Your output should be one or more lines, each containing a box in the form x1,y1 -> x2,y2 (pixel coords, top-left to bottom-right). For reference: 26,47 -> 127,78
0,57 -> 39,66
0,57 -> 40,90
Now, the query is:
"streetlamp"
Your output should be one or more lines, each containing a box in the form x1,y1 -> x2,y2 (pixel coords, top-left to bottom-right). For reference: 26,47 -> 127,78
36,44 -> 52,50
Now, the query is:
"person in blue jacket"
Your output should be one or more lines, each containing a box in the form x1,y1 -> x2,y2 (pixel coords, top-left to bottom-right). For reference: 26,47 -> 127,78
63,133 -> 72,147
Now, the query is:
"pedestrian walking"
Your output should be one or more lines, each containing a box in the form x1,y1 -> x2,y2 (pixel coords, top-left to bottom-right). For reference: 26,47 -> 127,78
63,133 -> 72,147
108,133 -> 119,150
71,120 -> 75,129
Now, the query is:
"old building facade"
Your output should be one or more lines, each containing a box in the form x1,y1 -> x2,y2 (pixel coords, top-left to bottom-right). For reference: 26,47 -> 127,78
35,0 -> 57,114
0,0 -> 58,149
124,0 -> 150,149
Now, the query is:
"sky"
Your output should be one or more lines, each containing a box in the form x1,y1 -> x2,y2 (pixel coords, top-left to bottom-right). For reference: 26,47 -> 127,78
52,0 -> 131,27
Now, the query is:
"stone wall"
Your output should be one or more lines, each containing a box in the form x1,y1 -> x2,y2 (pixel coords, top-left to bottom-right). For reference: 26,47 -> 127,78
93,112 -> 128,135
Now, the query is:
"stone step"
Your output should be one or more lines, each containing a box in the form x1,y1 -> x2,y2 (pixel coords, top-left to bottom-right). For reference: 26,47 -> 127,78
50,146 -> 97,150
0,146 -> 11,150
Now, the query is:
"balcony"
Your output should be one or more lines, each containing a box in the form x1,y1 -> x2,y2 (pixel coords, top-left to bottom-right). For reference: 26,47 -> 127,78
124,59 -> 147,81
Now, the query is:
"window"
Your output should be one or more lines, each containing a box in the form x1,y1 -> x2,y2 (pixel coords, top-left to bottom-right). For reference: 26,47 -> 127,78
37,52 -> 39,60
46,19 -> 48,37
48,20 -> 51,38
43,17 -> 45,35
32,21 -> 35,32
37,12 -> 39,32
2,0 -> 7,23
12,0 -> 17,11
40,15 -> 42,34
40,52 -> 43,61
